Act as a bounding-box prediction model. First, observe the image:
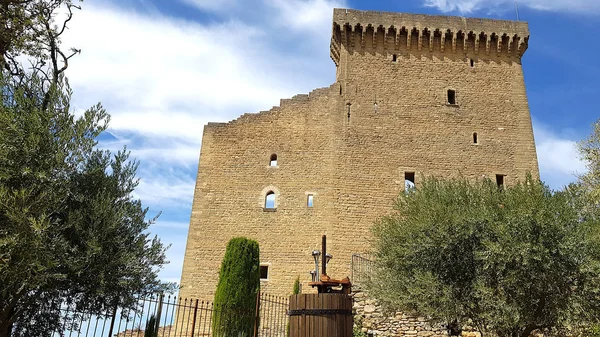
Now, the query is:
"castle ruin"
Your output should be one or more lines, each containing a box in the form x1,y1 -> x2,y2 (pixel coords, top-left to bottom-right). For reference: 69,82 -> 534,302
179,8 -> 539,302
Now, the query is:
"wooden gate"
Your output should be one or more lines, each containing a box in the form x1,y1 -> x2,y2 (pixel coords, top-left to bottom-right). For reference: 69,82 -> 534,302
288,293 -> 353,337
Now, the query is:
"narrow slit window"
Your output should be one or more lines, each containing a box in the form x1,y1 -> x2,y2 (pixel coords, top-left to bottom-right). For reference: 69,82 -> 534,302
270,154 -> 277,167
260,265 -> 269,280
447,90 -> 456,105
470,58 -> 475,67
473,132 -> 478,144
307,194 -> 314,207
496,174 -> 505,188
265,191 -> 276,209
392,54 -> 397,62
347,103 -> 351,123
405,172 -> 416,192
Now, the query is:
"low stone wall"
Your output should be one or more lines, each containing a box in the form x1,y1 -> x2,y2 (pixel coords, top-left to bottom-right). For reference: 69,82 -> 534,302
351,287 -> 557,337
352,287 -> 451,337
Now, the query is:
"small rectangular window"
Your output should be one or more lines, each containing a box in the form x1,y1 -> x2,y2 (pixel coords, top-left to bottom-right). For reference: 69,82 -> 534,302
260,265 -> 269,280
405,172 -> 415,192
447,90 -> 456,105
307,194 -> 314,207
392,54 -> 397,62
496,174 -> 505,188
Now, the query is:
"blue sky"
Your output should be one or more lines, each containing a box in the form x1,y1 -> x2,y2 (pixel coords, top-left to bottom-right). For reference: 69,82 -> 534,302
63,0 -> 599,286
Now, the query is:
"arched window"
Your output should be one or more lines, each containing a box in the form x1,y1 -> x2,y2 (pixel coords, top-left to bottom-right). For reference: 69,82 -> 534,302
270,154 -> 277,167
265,191 -> 276,209
405,172 -> 416,192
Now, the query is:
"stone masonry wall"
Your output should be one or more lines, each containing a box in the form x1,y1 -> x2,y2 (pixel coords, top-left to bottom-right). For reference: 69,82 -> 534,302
179,8 -> 540,303
352,287 -> 549,337
353,287 -> 449,337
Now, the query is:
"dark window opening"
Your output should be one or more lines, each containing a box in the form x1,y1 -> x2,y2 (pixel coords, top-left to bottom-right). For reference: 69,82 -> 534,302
473,132 -> 478,144
260,265 -> 269,280
447,90 -> 456,105
270,154 -> 277,167
392,54 -> 397,62
265,191 -> 276,209
496,175 -> 505,188
470,58 -> 475,67
347,103 -> 351,123
405,172 -> 416,192
307,194 -> 314,207
339,84 -> 342,96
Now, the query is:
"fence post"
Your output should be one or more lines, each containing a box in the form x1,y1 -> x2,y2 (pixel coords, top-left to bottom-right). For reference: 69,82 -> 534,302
253,290 -> 260,337
154,293 -> 164,336
107,306 -> 118,337
190,299 -> 199,337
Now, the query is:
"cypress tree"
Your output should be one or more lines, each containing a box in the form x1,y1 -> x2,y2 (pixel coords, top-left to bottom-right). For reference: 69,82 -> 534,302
144,315 -> 157,337
293,276 -> 301,295
212,237 -> 260,337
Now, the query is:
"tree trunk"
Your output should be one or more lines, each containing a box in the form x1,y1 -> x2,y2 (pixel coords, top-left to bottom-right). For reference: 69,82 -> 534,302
520,326 -> 536,337
0,319 -> 12,337
0,305 -> 16,337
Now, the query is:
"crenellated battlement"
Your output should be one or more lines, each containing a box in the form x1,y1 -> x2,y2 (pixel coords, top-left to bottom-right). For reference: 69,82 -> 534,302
330,8 -> 529,65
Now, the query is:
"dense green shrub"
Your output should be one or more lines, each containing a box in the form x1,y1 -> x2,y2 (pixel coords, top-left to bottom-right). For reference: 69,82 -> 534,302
212,237 -> 260,337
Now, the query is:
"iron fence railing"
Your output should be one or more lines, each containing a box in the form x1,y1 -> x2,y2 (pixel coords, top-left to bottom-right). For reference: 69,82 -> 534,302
351,253 -> 374,286
25,292 -> 288,337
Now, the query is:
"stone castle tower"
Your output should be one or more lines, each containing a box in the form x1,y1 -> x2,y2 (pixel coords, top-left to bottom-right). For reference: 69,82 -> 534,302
179,8 -> 539,301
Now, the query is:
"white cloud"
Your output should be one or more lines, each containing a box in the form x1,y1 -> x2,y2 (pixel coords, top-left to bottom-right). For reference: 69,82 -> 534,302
65,1 -> 341,142
180,0 -> 238,12
533,123 -> 587,189
65,3 -> 291,138
107,111 -> 209,143
134,174 -> 195,207
424,0 -> 600,15
267,0 -> 345,34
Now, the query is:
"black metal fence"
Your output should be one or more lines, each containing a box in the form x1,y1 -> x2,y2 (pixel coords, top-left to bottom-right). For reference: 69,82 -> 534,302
40,292 -> 288,337
351,253 -> 374,285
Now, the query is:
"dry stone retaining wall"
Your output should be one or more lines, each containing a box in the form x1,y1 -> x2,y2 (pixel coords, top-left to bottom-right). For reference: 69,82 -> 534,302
352,287 -> 450,337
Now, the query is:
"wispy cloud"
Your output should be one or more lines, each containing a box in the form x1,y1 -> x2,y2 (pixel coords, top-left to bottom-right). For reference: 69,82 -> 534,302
423,0 -> 600,15
134,171 -> 195,208
180,0 -> 239,12
267,0 -> 345,33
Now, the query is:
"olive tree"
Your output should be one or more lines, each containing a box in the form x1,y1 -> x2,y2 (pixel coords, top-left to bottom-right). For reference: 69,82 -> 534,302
0,1 -> 172,336
370,177 -> 600,337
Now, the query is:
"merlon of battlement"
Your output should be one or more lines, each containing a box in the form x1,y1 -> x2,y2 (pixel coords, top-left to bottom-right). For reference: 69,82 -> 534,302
330,8 -> 529,65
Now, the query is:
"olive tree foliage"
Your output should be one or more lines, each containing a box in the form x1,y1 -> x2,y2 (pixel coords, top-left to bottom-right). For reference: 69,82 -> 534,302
0,1 -> 172,337
370,177 -> 600,337
0,0 -> 82,104
579,118 -> 600,205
